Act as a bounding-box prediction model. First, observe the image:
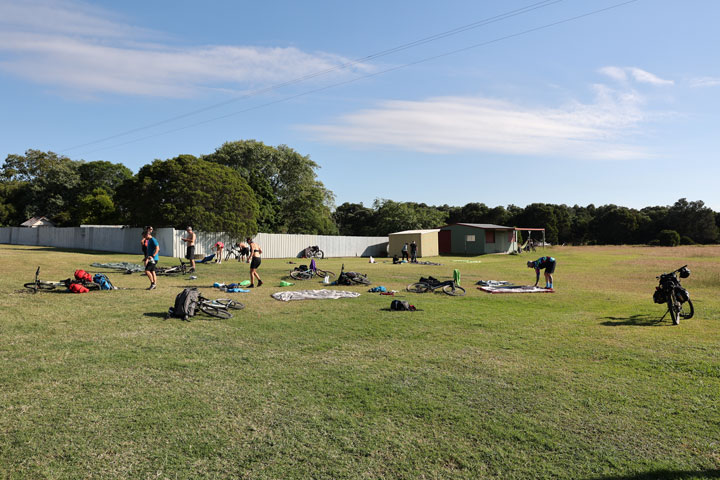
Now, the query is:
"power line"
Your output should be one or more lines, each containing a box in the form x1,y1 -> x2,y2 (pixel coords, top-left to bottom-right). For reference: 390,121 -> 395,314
61,0 -> 562,153
74,0 -> 640,157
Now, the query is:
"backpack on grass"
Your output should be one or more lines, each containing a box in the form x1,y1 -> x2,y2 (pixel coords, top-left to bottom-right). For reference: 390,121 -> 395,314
390,300 -> 416,311
167,288 -> 200,321
92,273 -> 114,290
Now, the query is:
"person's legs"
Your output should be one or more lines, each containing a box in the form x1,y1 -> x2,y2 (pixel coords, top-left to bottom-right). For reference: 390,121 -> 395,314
218,247 -> 223,263
544,271 -> 552,288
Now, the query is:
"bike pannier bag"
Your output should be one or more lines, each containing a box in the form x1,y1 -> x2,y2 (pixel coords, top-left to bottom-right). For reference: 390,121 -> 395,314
92,273 -> 114,290
653,288 -> 666,304
391,300 -> 411,311
74,269 -> 93,282
169,288 -> 200,319
68,282 -> 89,294
675,286 -> 690,303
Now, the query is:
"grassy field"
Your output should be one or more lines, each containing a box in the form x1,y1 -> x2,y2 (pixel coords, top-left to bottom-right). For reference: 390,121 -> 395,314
1,244 -> 719,479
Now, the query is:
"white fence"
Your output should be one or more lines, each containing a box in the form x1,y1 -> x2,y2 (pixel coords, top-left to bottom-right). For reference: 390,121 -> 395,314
0,226 -> 388,259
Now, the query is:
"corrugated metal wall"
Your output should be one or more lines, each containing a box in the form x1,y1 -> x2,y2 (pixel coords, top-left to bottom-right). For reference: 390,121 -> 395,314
0,226 -> 388,259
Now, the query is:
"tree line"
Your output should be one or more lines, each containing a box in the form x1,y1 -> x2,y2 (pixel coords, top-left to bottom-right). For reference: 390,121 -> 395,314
1,142 -> 718,245
334,199 -> 720,245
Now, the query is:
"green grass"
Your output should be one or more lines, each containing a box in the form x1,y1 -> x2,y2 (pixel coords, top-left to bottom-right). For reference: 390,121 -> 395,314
1,244 -> 719,479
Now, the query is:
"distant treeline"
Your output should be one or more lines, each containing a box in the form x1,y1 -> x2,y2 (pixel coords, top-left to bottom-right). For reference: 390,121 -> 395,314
1,145 -> 717,245
333,199 -> 720,246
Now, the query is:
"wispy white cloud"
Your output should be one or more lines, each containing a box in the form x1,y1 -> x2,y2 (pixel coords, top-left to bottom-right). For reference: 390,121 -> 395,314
303,82 -> 660,160
689,76 -> 720,88
0,0 -> 368,98
599,66 -> 674,86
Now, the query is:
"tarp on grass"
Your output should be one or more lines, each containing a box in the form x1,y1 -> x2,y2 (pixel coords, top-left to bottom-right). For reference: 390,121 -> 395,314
271,289 -> 361,302
478,285 -> 554,294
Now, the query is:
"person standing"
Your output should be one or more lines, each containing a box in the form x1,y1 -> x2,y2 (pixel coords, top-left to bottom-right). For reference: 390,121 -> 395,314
527,256 -> 556,289
409,240 -> 418,263
182,226 -> 197,272
143,230 -> 159,290
247,237 -> 263,287
401,242 -> 410,262
213,241 -> 224,264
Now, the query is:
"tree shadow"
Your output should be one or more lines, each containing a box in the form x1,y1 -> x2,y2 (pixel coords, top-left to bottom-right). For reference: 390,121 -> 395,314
600,314 -> 666,327
583,468 -> 720,480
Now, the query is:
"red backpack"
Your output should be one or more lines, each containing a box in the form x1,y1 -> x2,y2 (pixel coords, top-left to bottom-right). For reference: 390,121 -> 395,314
74,269 -> 93,282
68,282 -> 89,294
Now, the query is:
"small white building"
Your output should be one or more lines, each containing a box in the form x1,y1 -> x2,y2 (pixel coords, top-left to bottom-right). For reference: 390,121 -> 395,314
20,216 -> 55,228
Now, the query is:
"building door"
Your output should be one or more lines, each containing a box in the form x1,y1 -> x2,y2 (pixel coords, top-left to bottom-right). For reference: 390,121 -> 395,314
439,230 -> 451,254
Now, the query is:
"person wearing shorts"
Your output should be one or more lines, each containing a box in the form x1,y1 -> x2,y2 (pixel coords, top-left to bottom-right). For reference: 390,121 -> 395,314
213,241 -> 224,264
247,237 -> 263,287
182,226 -> 196,272
527,256 -> 556,289
143,230 -> 159,290
238,241 -> 250,263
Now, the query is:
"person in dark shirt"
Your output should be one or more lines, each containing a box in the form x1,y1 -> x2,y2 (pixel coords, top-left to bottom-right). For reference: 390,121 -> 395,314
527,256 -> 556,289
143,230 -> 160,290
409,240 -> 418,263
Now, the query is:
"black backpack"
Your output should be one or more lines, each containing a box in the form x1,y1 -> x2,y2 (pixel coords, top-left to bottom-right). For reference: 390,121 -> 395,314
390,300 -> 415,311
167,288 -> 200,321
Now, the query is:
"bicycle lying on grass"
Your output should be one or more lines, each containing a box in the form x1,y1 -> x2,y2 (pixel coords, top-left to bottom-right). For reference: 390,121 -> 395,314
155,260 -> 191,276
197,295 -> 245,319
407,276 -> 466,296
289,265 -> 336,281
336,265 -> 371,286
654,265 -> 694,325
24,267 -> 70,293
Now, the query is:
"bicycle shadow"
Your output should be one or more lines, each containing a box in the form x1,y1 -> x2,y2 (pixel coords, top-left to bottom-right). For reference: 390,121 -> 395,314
600,314 -> 665,327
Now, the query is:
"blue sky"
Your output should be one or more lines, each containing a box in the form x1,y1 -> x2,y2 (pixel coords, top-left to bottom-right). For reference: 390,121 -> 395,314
2,0 -> 719,210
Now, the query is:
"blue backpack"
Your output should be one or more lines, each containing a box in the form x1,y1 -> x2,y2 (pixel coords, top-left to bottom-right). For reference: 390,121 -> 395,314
93,273 -> 114,290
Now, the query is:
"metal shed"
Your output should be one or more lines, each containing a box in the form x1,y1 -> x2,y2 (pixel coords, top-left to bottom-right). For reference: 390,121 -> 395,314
388,229 -> 439,258
438,223 -> 517,255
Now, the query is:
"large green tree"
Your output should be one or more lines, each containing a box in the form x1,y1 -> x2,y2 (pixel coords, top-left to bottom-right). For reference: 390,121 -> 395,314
204,140 -> 336,234
0,150 -> 80,224
116,155 -> 258,239
372,199 -> 448,235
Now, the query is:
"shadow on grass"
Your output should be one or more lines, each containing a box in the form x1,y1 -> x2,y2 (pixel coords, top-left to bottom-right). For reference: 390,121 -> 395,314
584,468 -> 720,480
143,312 -> 168,319
3,246 -> 124,256
600,314 -> 666,327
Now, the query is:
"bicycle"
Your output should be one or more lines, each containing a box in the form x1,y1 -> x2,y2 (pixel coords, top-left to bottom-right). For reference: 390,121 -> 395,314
197,295 -> 245,319
654,265 -> 694,325
155,260 -> 190,276
407,276 -> 466,296
224,243 -> 243,261
24,267 -> 101,293
24,267 -> 69,293
336,265 -> 371,286
303,245 -> 324,259
289,265 -> 336,281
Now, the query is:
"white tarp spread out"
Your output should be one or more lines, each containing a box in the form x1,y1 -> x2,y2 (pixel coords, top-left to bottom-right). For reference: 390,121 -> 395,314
271,289 -> 361,302
478,285 -> 554,294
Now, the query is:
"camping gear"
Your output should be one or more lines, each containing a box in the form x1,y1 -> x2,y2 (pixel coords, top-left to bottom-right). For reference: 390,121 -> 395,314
92,273 -> 114,290
167,288 -> 200,321
390,300 -> 416,311
271,289 -> 361,302
478,285 -> 555,294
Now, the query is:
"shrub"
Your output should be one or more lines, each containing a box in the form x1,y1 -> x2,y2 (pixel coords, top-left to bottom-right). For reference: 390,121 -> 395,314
657,230 -> 680,247
680,235 -> 696,245
648,239 -> 661,246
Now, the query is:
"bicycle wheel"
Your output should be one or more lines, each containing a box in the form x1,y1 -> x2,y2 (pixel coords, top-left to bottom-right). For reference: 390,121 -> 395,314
314,269 -> 335,278
214,299 -> 245,310
407,282 -> 429,293
23,282 -> 39,293
679,298 -> 694,320
290,270 -> 312,280
199,302 -> 233,319
667,293 -> 679,325
314,250 -> 324,259
442,284 -> 467,296
350,275 -> 370,285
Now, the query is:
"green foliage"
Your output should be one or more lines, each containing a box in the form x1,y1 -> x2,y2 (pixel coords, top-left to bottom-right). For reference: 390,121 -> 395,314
372,199 -> 448,235
680,235 -> 696,245
657,229 -> 681,247
116,155 -> 258,239
204,140 -> 336,234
